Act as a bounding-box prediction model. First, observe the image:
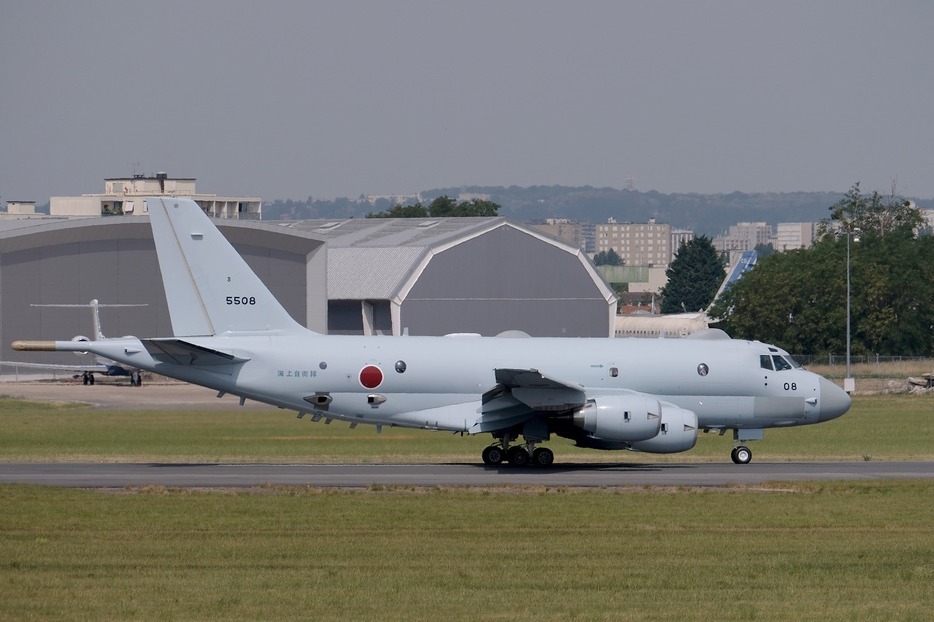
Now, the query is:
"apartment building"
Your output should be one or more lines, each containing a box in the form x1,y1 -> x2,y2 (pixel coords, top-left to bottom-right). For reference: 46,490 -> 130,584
595,218 -> 672,267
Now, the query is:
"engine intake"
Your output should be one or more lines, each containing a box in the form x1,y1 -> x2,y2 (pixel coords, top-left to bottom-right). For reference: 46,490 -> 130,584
572,395 -> 661,442
630,405 -> 698,453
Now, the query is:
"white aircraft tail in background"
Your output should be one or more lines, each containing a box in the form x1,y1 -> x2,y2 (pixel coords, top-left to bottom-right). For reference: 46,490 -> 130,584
4,300 -> 146,385
13,197 -> 852,465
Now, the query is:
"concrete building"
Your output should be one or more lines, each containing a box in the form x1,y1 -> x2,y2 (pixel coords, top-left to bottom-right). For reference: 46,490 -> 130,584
0,201 -> 38,220
773,222 -> 815,251
282,217 -> 617,337
49,173 -> 262,219
530,219 -> 584,250
595,218 -> 672,267
713,222 -> 773,253
670,229 -> 695,255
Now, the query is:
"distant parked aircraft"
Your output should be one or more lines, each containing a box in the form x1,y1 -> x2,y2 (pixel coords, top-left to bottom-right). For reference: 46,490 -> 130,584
3,300 -> 144,385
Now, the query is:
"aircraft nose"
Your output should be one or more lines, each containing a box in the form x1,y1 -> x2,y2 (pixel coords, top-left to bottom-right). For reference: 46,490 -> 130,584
818,376 -> 851,421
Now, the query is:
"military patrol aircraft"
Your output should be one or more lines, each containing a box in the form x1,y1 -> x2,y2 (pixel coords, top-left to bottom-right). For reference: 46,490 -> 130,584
12,198 -> 851,465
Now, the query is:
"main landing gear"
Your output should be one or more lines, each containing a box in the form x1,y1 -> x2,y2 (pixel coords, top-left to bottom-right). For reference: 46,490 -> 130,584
731,445 -> 752,464
482,441 -> 554,467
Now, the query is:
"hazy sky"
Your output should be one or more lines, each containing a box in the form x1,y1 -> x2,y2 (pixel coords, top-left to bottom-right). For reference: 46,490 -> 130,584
2,1 -> 932,203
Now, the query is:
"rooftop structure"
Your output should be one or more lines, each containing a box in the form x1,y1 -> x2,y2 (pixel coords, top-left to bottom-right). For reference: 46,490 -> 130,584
48,173 -> 262,219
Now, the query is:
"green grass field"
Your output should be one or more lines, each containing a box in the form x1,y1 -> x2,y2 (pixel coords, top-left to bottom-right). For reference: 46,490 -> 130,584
1,481 -> 932,621
1,393 -> 932,620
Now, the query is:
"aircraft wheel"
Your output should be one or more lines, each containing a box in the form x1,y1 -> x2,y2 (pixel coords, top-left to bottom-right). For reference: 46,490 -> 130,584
506,446 -> 531,467
482,445 -> 504,465
732,446 -> 752,464
532,447 -> 554,467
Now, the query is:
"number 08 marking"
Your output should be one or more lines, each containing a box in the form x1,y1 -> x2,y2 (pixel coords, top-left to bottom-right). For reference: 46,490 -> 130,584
226,296 -> 256,305
783,382 -> 797,391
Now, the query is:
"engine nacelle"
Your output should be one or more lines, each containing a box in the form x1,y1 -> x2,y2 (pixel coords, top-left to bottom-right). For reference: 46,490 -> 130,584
572,395 -> 661,442
71,335 -> 90,356
630,405 -> 698,454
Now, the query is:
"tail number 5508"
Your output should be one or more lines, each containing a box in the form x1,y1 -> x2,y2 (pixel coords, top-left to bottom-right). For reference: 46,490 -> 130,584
226,296 -> 256,305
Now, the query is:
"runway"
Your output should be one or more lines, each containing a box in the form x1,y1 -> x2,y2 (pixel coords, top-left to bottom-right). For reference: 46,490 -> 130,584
0,461 -> 931,489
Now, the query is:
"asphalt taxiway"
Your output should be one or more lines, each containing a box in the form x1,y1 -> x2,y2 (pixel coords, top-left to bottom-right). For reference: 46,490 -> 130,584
0,461 -> 931,489
2,382 -> 932,488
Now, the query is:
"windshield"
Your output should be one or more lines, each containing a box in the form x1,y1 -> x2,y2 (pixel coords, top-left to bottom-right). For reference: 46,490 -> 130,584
762,354 -> 801,371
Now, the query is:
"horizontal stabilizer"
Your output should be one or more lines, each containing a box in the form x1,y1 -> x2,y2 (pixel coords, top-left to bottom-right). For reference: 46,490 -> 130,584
142,339 -> 249,367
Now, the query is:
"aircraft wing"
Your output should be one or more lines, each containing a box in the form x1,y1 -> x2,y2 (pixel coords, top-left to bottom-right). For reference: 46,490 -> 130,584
473,368 -> 587,433
0,360 -> 109,373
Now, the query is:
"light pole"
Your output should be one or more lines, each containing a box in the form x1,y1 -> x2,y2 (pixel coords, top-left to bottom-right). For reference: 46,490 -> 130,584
844,228 -> 860,393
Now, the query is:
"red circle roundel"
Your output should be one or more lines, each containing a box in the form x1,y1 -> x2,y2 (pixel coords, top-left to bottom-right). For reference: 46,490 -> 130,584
359,365 -> 383,389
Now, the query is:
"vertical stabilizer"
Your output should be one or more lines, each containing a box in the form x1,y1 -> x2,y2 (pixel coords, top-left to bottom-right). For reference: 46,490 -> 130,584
147,197 -> 306,337
90,299 -> 104,340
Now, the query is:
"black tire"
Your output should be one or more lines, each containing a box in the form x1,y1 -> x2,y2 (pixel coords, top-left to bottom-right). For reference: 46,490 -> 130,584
506,446 -> 531,467
532,447 -> 554,466
482,445 -> 504,465
733,446 -> 752,464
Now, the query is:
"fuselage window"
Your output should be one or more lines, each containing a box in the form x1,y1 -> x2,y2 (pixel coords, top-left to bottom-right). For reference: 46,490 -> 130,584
760,355 -> 774,370
772,355 -> 793,371
610,367 -> 619,378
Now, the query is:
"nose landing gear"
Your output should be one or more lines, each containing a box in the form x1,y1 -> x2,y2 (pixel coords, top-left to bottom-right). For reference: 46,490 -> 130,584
731,445 -> 752,464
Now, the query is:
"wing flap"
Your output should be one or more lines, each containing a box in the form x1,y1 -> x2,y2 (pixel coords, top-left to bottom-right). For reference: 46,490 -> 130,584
474,368 -> 587,433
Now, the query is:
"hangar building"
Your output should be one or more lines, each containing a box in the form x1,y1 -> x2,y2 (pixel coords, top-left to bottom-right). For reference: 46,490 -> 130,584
0,217 -> 326,375
281,217 -> 616,337
1,214 -> 615,376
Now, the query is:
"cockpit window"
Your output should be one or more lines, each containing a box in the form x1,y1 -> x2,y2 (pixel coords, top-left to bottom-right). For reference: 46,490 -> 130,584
760,355 -> 773,370
772,355 -> 793,371
785,355 -> 802,369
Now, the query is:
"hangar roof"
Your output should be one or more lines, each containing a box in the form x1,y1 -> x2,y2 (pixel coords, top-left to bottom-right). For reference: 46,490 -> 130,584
281,217 -> 614,305
0,215 -> 324,255
286,216 -> 503,249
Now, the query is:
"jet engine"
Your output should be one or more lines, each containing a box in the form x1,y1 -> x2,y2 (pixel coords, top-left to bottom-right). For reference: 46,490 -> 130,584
71,335 -> 91,356
629,405 -> 698,453
572,395 -> 661,442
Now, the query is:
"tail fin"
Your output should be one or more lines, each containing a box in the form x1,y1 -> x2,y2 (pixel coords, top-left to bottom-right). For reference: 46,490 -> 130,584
146,197 -> 306,337
90,299 -> 104,340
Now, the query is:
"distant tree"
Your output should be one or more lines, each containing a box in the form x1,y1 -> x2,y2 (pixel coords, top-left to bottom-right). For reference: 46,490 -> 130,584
712,183 -> 934,355
366,203 -> 429,218
367,195 -> 500,218
660,236 -> 725,314
593,248 -> 623,266
427,195 -> 458,217
440,197 -> 499,217
820,181 -> 923,239
754,242 -> 774,258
